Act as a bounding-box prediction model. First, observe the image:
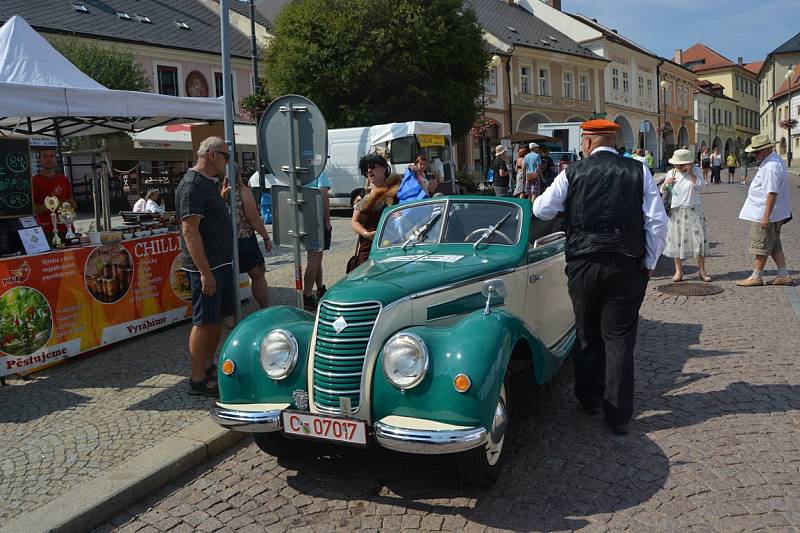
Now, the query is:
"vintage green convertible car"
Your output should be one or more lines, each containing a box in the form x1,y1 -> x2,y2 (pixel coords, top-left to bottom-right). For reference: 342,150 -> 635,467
211,196 -> 575,485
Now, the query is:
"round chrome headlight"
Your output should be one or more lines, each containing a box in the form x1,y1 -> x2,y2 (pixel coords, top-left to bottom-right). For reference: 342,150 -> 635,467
259,329 -> 298,380
382,333 -> 429,390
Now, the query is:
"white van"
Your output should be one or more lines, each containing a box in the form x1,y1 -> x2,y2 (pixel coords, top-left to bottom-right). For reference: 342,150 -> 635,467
326,121 -> 456,208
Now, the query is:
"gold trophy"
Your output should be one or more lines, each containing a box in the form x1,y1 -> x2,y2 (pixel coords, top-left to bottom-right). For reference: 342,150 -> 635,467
44,195 -> 62,248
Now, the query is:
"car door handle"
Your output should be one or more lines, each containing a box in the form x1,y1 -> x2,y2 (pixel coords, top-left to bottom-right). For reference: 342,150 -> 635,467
529,275 -> 544,283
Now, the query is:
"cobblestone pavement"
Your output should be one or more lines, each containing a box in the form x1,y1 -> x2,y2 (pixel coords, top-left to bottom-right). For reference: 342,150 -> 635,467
0,215 -> 356,522
95,171 -> 800,532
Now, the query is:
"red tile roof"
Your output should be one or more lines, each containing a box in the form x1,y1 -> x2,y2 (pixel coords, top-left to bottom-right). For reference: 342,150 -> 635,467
744,61 -> 763,75
682,43 -> 735,72
769,64 -> 800,101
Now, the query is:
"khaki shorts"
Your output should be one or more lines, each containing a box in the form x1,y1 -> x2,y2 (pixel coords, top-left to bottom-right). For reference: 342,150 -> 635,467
748,221 -> 784,256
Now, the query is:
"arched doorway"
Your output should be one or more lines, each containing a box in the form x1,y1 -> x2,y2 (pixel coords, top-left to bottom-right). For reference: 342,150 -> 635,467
565,116 -> 587,123
663,121 -> 676,165
724,138 -> 733,156
700,140 -> 707,152
677,127 -> 688,149
638,120 -> 657,158
779,137 -> 787,155
517,112 -> 551,135
613,115 -> 635,151
735,136 -> 743,154
712,136 -> 722,150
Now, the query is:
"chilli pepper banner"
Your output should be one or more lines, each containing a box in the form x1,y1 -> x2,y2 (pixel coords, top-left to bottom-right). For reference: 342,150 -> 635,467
0,232 -> 191,376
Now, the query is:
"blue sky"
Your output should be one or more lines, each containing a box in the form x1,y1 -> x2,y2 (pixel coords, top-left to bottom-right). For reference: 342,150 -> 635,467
564,0 -> 799,64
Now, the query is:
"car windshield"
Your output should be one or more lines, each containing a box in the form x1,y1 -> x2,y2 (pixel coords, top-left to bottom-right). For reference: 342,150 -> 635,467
442,201 -> 520,245
379,202 -> 446,248
379,200 -> 521,248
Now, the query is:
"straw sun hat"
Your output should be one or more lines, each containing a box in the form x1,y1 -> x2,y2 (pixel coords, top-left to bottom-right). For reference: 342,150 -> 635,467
668,149 -> 694,166
744,133 -> 779,153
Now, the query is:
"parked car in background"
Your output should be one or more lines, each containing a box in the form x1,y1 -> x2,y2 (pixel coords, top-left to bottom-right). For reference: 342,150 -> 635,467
211,196 -> 576,486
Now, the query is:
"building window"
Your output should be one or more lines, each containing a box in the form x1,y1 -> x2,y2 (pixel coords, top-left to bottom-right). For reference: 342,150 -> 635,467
638,75 -> 644,98
520,66 -> 531,94
156,65 -> 178,96
214,72 -> 224,97
664,84 -> 672,106
612,68 -> 619,91
647,78 -> 653,99
622,71 -> 629,93
736,76 -> 740,92
538,67 -> 550,96
563,72 -> 573,99
579,74 -> 589,101
485,67 -> 497,94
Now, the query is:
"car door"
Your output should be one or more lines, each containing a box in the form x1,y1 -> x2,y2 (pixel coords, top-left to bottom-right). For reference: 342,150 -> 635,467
523,231 -> 574,349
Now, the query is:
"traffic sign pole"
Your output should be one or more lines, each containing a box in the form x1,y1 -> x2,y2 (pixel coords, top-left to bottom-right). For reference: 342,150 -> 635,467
285,102 -> 305,308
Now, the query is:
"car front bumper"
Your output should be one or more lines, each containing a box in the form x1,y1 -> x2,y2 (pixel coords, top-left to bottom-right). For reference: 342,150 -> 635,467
373,415 -> 487,455
211,406 -> 487,454
210,402 -> 290,432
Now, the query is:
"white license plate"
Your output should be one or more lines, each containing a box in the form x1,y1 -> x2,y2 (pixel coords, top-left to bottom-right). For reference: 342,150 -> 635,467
282,411 -> 367,445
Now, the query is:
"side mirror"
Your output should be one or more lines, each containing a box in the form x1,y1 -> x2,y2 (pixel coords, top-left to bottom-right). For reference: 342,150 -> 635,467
481,279 -> 507,315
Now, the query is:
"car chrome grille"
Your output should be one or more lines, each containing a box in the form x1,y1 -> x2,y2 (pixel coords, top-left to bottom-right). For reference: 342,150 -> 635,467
312,301 -> 381,414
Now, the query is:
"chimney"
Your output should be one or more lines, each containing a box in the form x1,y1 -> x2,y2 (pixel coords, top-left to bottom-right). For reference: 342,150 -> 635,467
674,49 -> 682,64
541,0 -> 562,9
505,0 -> 515,5
737,56 -> 743,66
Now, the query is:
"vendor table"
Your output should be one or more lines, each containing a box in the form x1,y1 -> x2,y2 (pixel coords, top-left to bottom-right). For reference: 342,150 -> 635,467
0,231 -> 191,376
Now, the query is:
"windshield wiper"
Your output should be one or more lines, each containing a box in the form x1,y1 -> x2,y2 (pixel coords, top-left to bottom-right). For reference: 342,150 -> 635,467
402,210 -> 442,251
473,212 -> 512,250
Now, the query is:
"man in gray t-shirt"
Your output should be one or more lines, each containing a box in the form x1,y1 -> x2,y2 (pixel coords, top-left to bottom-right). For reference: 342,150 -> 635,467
175,136 -> 234,397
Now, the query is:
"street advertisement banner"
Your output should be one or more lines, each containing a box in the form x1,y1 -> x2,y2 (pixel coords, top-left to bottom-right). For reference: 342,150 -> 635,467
0,232 -> 190,376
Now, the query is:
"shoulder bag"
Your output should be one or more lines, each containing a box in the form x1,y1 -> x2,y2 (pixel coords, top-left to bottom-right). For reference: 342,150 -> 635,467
661,170 -> 674,217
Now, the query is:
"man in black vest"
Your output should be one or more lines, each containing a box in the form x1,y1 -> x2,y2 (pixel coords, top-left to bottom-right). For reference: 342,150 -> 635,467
532,119 -> 668,435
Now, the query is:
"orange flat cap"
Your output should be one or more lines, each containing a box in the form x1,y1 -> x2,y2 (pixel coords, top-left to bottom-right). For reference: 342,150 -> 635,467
580,119 -> 620,134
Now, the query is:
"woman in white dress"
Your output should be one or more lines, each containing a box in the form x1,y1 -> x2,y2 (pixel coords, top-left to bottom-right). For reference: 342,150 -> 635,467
661,149 -> 711,282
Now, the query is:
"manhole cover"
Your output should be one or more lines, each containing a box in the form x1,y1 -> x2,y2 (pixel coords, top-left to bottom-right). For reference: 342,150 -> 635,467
657,282 -> 724,296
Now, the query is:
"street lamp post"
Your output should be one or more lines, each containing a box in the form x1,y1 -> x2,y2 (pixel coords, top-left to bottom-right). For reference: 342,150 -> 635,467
786,66 -> 795,167
660,80 -> 669,170
492,46 -> 515,137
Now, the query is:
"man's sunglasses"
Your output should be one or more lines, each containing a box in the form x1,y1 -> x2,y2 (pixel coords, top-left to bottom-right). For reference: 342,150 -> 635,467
212,149 -> 230,161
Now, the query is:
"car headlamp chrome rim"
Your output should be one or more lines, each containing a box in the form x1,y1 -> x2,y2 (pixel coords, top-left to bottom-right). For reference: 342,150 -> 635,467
259,329 -> 298,380
382,333 -> 429,390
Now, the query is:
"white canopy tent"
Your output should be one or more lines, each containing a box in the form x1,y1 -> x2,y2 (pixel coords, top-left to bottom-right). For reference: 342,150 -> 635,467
368,121 -> 451,145
0,15 -> 224,138
131,123 -> 257,151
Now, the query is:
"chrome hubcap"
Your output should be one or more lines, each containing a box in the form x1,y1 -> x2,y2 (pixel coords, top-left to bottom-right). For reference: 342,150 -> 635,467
485,385 -> 507,466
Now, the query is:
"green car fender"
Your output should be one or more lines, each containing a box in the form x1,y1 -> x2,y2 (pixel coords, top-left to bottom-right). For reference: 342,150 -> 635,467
217,306 -> 314,405
371,308 -> 552,430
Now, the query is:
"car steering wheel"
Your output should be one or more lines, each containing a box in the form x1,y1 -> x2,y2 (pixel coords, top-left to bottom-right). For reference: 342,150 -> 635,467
464,228 -> 513,244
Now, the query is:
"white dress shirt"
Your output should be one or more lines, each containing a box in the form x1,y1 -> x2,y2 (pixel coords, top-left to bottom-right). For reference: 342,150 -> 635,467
533,146 -> 668,270
739,151 -> 791,223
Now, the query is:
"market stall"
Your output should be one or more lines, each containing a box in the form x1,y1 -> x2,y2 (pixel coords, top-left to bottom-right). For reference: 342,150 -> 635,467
0,16 -> 229,377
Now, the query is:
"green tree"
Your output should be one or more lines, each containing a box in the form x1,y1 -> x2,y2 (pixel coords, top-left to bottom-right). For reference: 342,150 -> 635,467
264,0 -> 488,137
49,36 -> 150,91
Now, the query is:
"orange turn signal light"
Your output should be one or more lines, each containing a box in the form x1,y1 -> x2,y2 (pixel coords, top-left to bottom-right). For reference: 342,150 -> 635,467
221,359 -> 235,376
453,373 -> 471,393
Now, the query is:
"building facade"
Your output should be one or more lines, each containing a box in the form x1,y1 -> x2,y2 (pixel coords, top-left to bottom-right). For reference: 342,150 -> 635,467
680,44 -> 759,155
693,80 -> 738,155
528,1 -> 694,167
465,0 -> 607,177
757,31 -> 800,163
660,58 -> 697,156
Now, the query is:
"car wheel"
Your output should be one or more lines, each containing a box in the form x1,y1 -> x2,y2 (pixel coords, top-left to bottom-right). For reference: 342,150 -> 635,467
456,377 -> 509,487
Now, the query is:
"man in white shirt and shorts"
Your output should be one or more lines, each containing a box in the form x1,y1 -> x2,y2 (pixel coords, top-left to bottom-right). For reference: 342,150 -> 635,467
736,135 -> 793,287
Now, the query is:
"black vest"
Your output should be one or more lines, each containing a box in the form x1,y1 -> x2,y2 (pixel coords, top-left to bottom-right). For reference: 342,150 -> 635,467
563,150 -> 645,261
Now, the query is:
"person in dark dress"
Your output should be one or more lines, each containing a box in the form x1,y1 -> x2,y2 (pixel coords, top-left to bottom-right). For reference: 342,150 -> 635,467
532,120 -> 668,435
350,153 -> 400,267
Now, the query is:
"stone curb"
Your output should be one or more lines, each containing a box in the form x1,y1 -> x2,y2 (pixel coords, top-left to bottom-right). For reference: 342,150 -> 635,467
0,416 -> 244,533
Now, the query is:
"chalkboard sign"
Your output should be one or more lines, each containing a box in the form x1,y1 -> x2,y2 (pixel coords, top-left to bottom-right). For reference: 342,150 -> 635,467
0,139 -> 33,218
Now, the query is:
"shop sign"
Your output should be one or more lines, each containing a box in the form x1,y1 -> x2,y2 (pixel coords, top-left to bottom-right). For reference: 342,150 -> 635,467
0,233 -> 190,376
418,134 -> 445,147
134,140 -> 174,149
